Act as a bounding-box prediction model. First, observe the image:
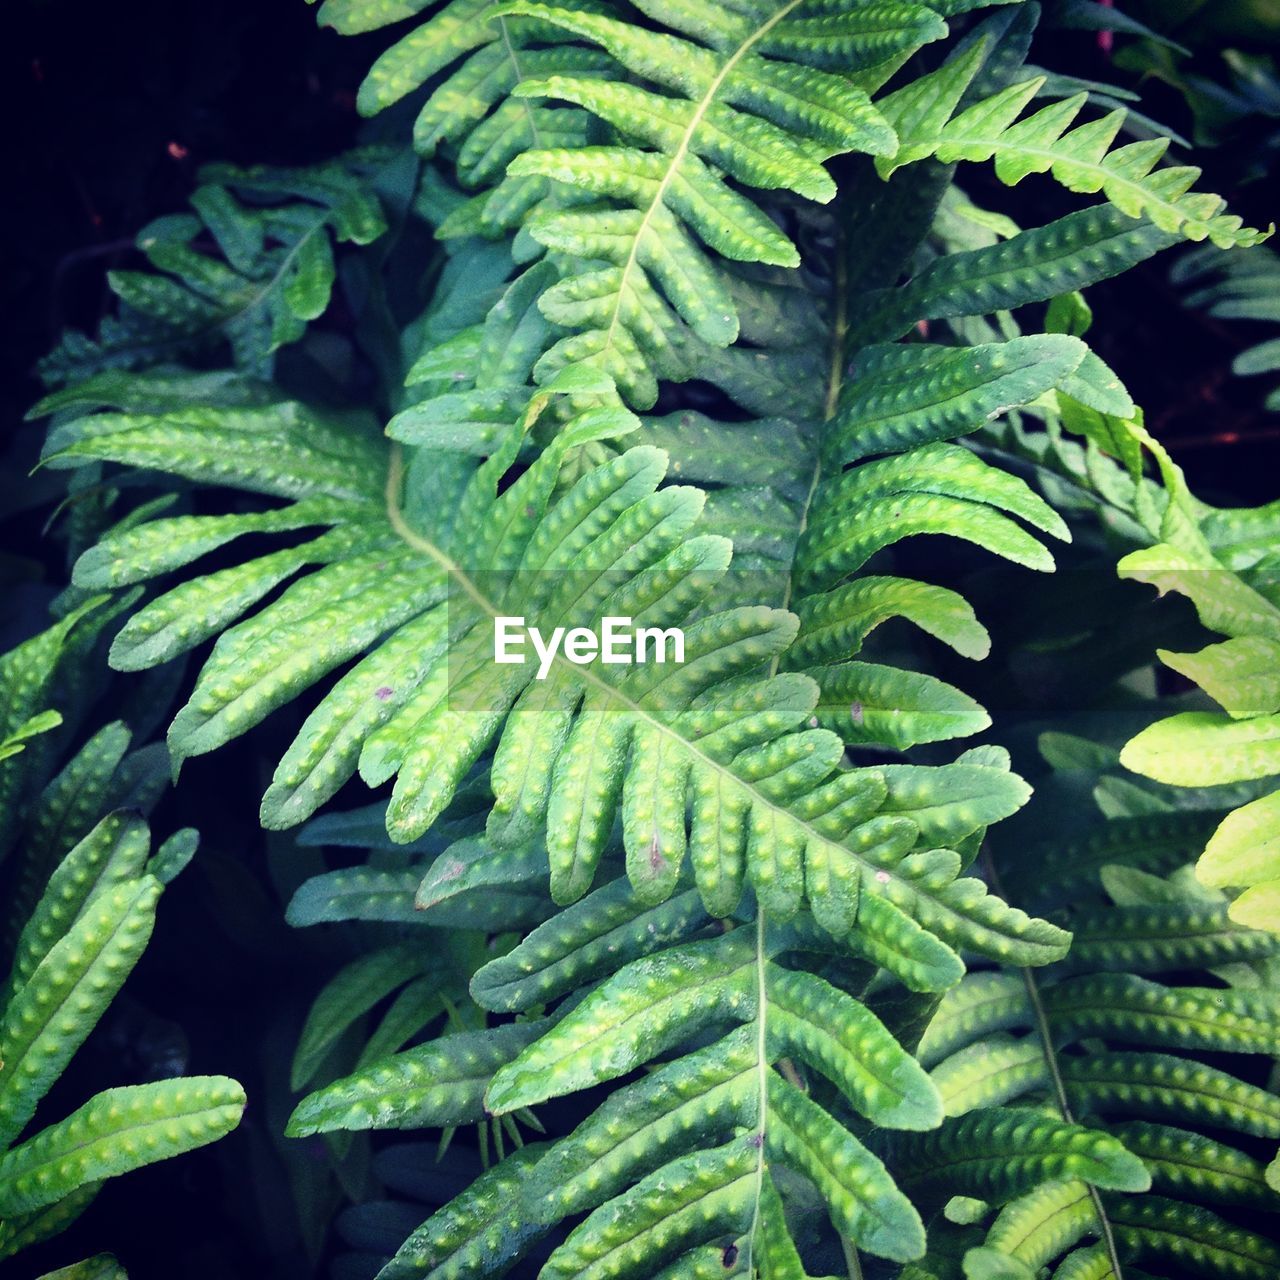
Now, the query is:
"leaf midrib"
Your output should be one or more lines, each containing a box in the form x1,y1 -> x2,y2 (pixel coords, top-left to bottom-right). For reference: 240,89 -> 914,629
597,0 -> 810,362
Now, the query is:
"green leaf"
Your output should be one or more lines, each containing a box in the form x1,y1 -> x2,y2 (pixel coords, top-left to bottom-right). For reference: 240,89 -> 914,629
1121,712 -> 1280,787
288,1022 -> 547,1135
828,336 -> 1089,465
470,875 -> 709,1013
0,1077 -> 244,1215
809,661 -> 990,749
893,1107 -> 1152,1200
0,711 -> 62,764
5,812 -> 152,999
854,204 -> 1177,347
378,1145 -> 550,1280
1158,636 -> 1280,719
538,1139 -> 756,1280
485,930 -> 757,1113
0,877 -> 162,1148
290,946 -> 425,1091
877,42 -> 1270,248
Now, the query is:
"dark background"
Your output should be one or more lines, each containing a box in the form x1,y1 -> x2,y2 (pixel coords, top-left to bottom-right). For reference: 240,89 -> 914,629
1,3 -> 1277,1278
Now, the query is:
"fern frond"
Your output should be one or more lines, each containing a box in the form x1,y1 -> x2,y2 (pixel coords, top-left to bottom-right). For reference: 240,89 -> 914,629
1111,1121 -> 1277,1213
31,3 -> 1278,1273
925,709 -> 1280,1279
852,204 -> 1179,349
37,152 -> 390,385
1063,900 -> 1280,973
965,1178 -> 1095,1278
289,1020 -> 549,1135
371,1143 -> 549,1280
0,1077 -> 245,1219
293,901 -> 945,1271
0,607 -> 95,814
1059,1052 -> 1280,1138
1106,1194 -> 1280,1279
42,378 -> 1072,965
1173,242 -> 1280,412
891,1108 -> 1151,1202
0,794 -> 241,1264
0,630 -> 244,1263
1113,423 -> 1280,930
290,946 -> 432,1092
0,1185 -> 101,1265
487,0 -> 933,404
877,40 -> 1271,249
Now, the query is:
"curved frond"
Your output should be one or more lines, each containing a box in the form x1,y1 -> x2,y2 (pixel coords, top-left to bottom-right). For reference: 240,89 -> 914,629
877,39 -> 1272,249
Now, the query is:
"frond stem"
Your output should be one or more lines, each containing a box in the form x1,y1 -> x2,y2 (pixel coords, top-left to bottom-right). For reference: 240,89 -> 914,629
776,203 -> 847,625
825,186 -> 864,1280
599,0 -> 809,361
985,854 -> 1126,1279
745,906 -> 771,1277
497,18 -> 543,149
842,1234 -> 865,1280
746,191 -> 853,1280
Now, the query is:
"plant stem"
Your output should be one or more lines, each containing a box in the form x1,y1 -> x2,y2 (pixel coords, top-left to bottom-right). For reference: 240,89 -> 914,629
986,854 -> 1126,1279
842,1235 -> 865,1280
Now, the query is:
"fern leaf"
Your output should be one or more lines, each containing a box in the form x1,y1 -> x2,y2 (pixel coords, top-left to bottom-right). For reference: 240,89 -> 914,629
1058,1052 -> 1280,1139
807,661 -> 989,748
919,972 -> 1032,1067
43,401 -> 385,504
1112,1121 -> 1279,1213
484,930 -> 758,1111
790,576 -> 991,666
538,1139 -> 756,1280
769,1081 -> 928,1267
1006,812 -> 1224,908
968,1178 -> 1095,1278
931,1036 -> 1047,1115
38,153 -> 389,384
0,712 -> 62,764
0,877 -> 161,1147
1064,901 -> 1280,973
475,0 -> 931,405
296,908 -> 950,1268
853,204 -> 1179,347
1174,242 -> 1280,412
287,1022 -> 547,1136
4,720 -> 134,898
798,444 -> 1069,591
877,40 -> 1271,248
0,1078 -> 244,1217
519,1028 -> 757,1222
825,336 -> 1089,465
0,601 -> 117,861
1122,711 -> 1280,788
5,812 -> 151,999
376,1144 -> 549,1280
1046,973 -> 1280,1056
471,875 -> 709,1012
290,946 -> 426,1091
44,397 -> 1068,957
1106,1194 -> 1280,1279
1047,1242 -> 1121,1280
1198,791 -> 1280,931
0,1185 -> 100,1263
894,1106 -> 1152,1205
1158,636 -> 1280,720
